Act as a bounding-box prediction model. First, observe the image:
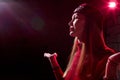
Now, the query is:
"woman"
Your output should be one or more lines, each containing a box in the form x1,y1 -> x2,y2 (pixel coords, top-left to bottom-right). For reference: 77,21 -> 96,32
104,52 -> 120,80
44,3 -> 115,80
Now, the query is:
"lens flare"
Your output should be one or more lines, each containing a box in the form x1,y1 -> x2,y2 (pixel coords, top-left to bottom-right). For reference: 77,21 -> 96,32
108,2 -> 117,9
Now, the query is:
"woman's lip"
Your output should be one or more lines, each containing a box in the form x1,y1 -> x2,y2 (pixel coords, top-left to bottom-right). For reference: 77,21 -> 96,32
70,27 -> 74,31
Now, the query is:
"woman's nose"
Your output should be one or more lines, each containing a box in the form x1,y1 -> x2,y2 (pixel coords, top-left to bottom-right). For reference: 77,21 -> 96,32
68,20 -> 72,26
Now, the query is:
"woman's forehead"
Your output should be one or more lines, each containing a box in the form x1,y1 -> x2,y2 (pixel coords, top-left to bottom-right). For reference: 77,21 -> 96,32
72,13 -> 85,18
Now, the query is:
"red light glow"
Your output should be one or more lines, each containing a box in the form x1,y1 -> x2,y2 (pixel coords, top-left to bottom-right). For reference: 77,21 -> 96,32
108,2 -> 117,8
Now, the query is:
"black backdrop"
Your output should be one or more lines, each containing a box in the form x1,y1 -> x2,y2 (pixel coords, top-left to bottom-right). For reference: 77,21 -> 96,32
0,0 -> 77,80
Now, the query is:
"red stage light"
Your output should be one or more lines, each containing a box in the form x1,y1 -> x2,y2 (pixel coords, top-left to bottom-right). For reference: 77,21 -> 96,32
108,2 -> 117,9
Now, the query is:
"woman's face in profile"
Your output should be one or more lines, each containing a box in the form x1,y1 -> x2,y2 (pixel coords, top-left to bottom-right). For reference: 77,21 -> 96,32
68,13 -> 86,38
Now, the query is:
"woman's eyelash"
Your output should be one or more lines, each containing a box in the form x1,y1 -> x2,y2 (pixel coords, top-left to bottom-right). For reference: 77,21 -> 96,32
74,15 -> 80,19
75,17 -> 80,19
72,15 -> 80,20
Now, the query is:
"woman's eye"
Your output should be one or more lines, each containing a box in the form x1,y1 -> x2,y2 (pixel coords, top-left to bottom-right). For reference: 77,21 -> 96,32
75,16 -> 80,19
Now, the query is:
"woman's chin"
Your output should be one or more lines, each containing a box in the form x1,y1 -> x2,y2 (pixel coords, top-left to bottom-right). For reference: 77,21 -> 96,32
69,32 -> 76,37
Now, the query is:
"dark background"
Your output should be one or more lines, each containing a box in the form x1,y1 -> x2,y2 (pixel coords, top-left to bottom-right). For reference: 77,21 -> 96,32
0,0 -> 79,80
0,0 -> 119,80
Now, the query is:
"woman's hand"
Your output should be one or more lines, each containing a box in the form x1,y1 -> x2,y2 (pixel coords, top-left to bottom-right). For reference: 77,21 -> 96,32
44,52 -> 64,80
44,53 -> 57,58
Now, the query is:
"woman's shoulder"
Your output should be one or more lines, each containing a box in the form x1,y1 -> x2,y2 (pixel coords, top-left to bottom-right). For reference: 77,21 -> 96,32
109,52 -> 120,59
109,52 -> 120,64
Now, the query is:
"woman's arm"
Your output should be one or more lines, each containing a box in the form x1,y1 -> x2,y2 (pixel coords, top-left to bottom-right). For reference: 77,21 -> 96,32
44,53 -> 64,80
104,53 -> 120,80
